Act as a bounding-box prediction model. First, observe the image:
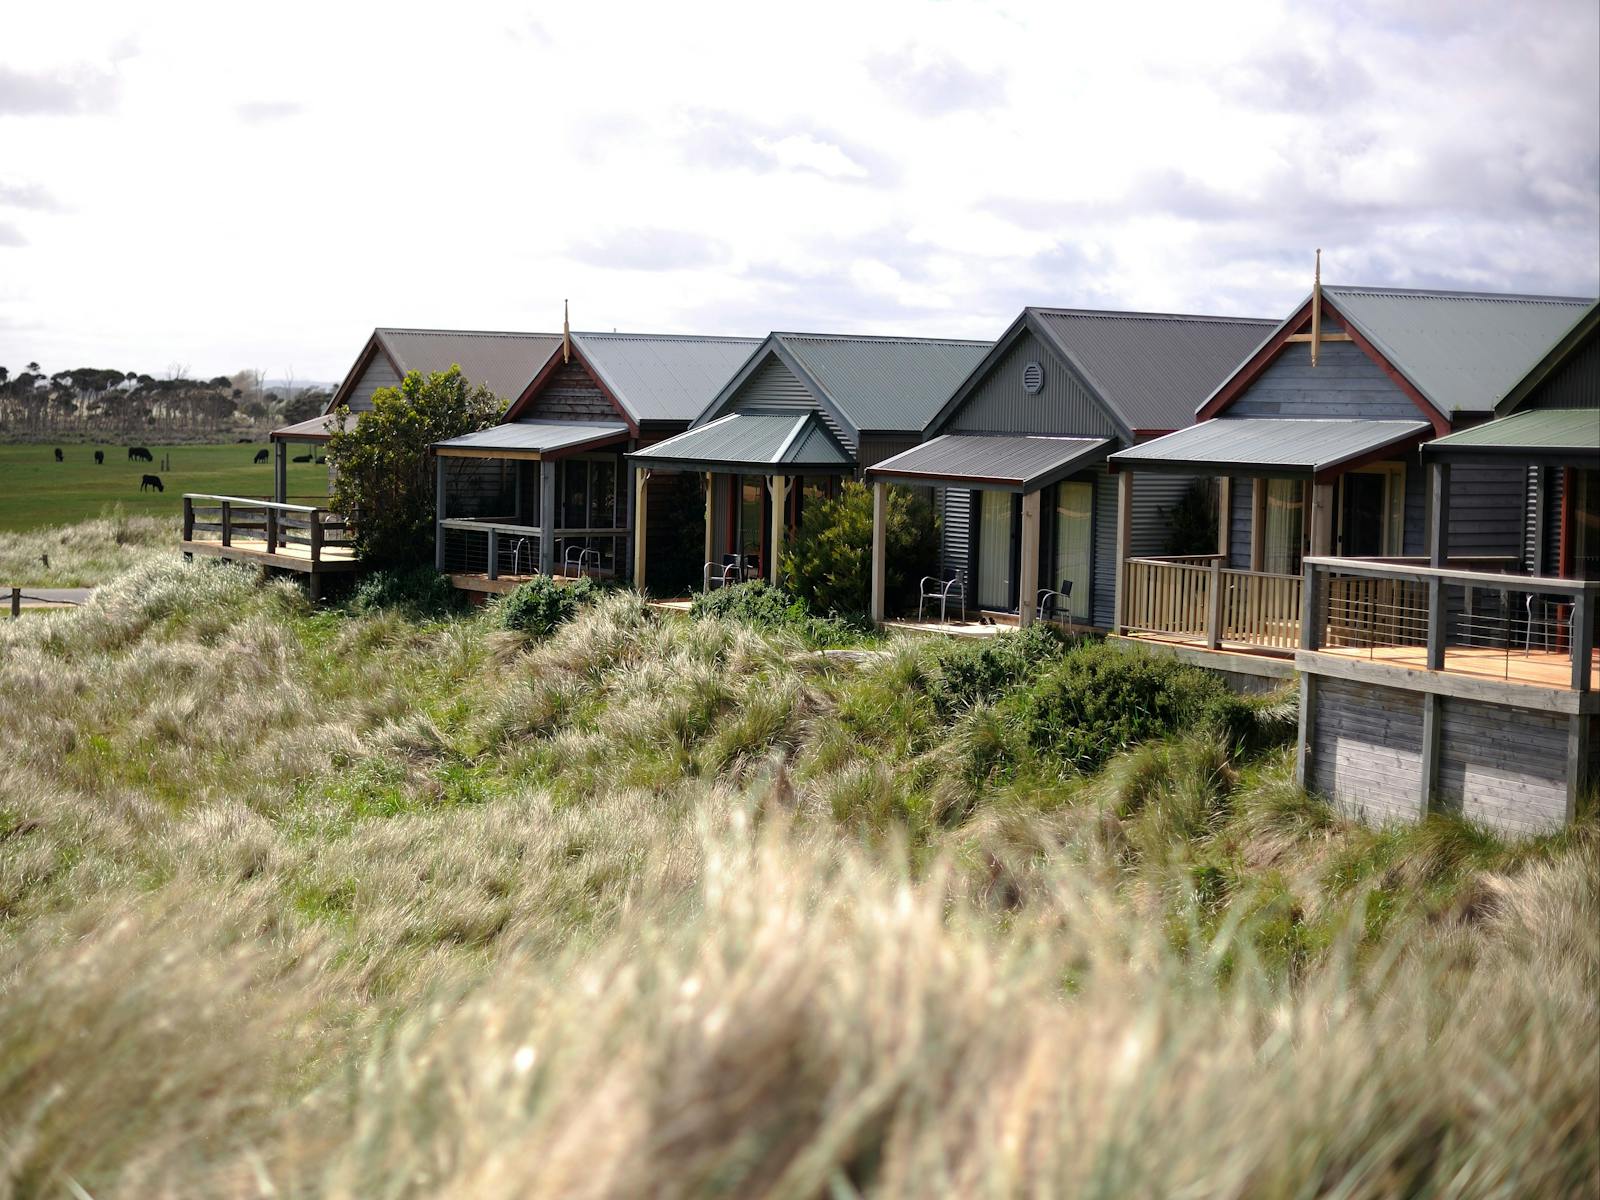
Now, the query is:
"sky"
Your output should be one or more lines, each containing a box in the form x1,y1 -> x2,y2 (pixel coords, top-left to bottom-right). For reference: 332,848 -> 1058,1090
2,0 -> 1597,383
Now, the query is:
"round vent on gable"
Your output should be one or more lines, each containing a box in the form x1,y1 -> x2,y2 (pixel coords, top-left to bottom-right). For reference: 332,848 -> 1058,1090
1021,361 -> 1045,394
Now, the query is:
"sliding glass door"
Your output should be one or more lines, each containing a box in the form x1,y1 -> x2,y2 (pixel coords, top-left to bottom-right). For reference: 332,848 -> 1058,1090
977,490 -> 1013,610
1051,480 -> 1093,620
1262,479 -> 1305,575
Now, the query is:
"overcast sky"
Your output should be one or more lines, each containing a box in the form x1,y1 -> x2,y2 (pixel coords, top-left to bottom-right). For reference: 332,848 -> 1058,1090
3,0 -> 1596,382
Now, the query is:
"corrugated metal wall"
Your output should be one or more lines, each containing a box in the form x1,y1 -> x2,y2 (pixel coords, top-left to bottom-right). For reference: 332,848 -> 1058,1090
858,436 -> 919,470
729,352 -> 853,450
1227,341 -> 1423,421
346,354 -> 401,413
1092,468 -> 1118,627
1523,331 -> 1600,409
948,330 -> 1119,437
940,487 -> 970,583
1522,467 -> 1565,574
1129,473 -> 1199,556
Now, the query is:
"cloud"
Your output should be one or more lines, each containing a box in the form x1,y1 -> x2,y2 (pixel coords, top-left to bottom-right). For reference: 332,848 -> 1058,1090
867,47 -> 1005,115
0,222 -> 26,248
0,183 -> 65,212
1217,47 -> 1373,114
0,64 -> 117,116
235,100 -> 305,124
679,111 -> 896,183
566,228 -> 730,272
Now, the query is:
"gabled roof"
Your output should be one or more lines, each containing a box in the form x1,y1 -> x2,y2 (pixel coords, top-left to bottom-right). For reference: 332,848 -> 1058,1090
1109,417 -> 1432,480
328,328 -> 563,413
700,332 -> 992,444
1495,300 -> 1600,416
866,434 -> 1114,493
1201,287 -> 1595,426
630,410 -> 854,472
1423,409 -> 1600,466
433,419 -> 629,457
570,332 -> 762,424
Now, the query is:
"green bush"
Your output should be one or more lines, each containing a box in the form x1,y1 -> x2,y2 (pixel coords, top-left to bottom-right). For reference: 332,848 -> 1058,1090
781,481 -> 939,617
348,568 -> 466,620
1161,478 -> 1219,557
497,576 -> 598,638
926,625 -> 1071,717
689,580 -> 873,648
1011,643 -> 1239,773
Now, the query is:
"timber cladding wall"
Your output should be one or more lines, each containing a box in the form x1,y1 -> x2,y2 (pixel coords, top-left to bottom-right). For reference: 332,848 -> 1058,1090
522,362 -> 617,422
1308,676 -> 1426,827
1435,698 -> 1570,835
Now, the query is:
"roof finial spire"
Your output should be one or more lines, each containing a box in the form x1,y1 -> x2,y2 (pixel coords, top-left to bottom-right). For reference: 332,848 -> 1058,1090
1310,249 -> 1323,368
562,299 -> 571,363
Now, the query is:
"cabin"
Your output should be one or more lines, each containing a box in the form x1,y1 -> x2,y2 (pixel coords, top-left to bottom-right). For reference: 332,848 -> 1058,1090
181,328 -> 561,595
627,332 -> 990,593
1293,301 -> 1598,835
862,308 -> 1274,630
1106,281 -> 1594,681
433,332 -> 760,595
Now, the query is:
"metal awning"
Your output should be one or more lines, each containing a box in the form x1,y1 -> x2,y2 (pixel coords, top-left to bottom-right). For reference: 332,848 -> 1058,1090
434,420 -> 629,459
270,413 -> 344,442
1422,409 -> 1600,465
866,434 -> 1114,493
628,410 -> 854,472
1108,418 -> 1432,479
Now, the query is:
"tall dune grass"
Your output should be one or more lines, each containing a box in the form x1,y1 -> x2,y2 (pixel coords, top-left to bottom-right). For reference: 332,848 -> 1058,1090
0,557 -> 1594,1197
0,508 -> 172,587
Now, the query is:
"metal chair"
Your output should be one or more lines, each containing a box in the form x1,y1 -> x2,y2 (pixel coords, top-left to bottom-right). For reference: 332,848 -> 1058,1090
1036,579 -> 1074,625
1525,593 -> 1571,654
704,554 -> 743,590
918,568 -> 967,624
563,543 -> 600,579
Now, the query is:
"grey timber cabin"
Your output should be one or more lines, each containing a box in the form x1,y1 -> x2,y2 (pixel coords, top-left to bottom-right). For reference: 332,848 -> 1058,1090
863,308 -> 1275,629
432,332 -> 760,595
628,332 -> 990,593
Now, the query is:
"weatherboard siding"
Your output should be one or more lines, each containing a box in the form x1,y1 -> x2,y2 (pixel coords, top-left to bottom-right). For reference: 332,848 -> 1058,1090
1226,341 -> 1424,422
948,330 -> 1119,437
1308,676 -> 1425,826
1228,479 -> 1253,569
1435,700 -> 1570,835
522,361 -> 616,423
1445,463 -> 1527,559
346,355 -> 401,413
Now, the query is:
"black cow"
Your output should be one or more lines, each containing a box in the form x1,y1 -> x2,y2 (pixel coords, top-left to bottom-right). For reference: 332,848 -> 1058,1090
253,448 -> 270,464
292,453 -> 312,463
95,450 -> 104,464
128,446 -> 153,462
314,455 -> 326,464
140,474 -> 164,492
54,448 -> 63,462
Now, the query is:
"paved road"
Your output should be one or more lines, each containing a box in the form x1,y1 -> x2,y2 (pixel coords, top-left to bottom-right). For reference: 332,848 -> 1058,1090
6,586 -> 94,611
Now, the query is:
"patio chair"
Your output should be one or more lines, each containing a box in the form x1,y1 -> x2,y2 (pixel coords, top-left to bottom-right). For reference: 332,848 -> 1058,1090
918,568 -> 967,624
1036,579 -> 1074,626
1524,593 -> 1572,655
704,554 -> 743,590
563,542 -> 600,579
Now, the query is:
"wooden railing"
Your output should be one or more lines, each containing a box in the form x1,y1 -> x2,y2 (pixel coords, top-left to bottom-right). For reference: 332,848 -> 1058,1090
1124,556 -> 1303,654
1124,556 -> 1215,643
1221,569 -> 1304,651
438,518 -> 628,580
1304,557 -> 1598,692
183,494 -> 354,563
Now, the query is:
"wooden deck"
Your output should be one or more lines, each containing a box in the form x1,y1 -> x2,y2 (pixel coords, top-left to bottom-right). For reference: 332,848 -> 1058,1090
448,571 -> 612,595
182,536 -> 360,573
1314,643 -> 1599,691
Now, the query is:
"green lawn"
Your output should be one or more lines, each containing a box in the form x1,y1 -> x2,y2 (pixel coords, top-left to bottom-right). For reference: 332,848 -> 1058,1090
0,442 -> 331,533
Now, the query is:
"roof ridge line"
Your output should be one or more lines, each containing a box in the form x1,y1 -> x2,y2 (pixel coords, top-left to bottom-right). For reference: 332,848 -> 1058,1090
1027,306 -> 1277,324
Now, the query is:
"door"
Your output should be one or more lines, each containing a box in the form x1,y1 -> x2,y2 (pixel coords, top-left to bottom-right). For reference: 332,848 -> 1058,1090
1051,480 -> 1093,620
1261,479 -> 1306,575
737,475 -> 765,573
977,489 -> 1013,610
1337,463 -> 1405,557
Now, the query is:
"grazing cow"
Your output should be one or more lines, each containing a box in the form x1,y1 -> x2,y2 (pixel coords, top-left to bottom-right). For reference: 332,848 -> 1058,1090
128,446 -> 153,462
253,448 -> 270,464
292,453 -> 312,463
54,448 -> 63,462
95,450 -> 104,464
140,474 -> 164,492
314,455 -> 326,464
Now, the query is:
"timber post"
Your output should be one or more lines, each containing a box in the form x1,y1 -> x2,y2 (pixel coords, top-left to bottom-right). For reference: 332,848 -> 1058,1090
487,529 -> 499,581
539,460 -> 556,576
435,457 -> 447,572
870,481 -> 887,625
309,511 -> 324,565
768,475 -> 788,586
633,467 -> 651,592
1018,488 -> 1040,630
1113,470 -> 1132,633
9,587 -> 18,620
265,505 -> 278,554
220,499 -> 232,548
1216,476 -> 1231,563
182,495 -> 194,542
703,472 -> 715,591
1205,556 -> 1223,649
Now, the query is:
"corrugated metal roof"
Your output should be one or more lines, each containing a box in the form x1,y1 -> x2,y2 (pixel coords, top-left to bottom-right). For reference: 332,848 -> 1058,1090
1319,287 -> 1594,417
866,434 -> 1113,492
270,412 -> 342,441
775,333 -> 991,433
434,419 -> 628,453
572,332 -> 761,424
631,410 -> 853,470
1424,409 -> 1600,459
1109,418 -> 1431,474
374,328 -> 564,405
1029,309 -> 1276,432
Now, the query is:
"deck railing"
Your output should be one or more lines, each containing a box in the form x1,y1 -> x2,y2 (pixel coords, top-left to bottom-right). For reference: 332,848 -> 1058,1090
183,494 -> 354,563
1124,555 -> 1304,654
1304,557 -> 1597,691
438,518 -> 628,580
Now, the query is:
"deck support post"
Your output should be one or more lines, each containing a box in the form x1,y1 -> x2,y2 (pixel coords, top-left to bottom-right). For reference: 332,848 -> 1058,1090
309,512 -> 324,565
768,475 -> 788,586
1572,590 -> 1594,693
1301,562 -> 1323,651
1114,470 -> 1133,634
274,440 -> 287,505
1216,476 -> 1232,562
870,481 -> 887,625
1428,462 -> 1450,568
265,505 -> 278,554
1205,557 -> 1223,649
220,500 -> 232,548
703,473 -> 716,590
1295,672 -> 1317,787
1419,693 -> 1441,817
539,459 -> 556,576
435,457 -> 446,571
1310,481 -> 1334,558
1018,488 -> 1041,630
1566,714 -> 1592,823
487,529 -> 499,580
633,467 -> 650,592
183,495 -> 195,542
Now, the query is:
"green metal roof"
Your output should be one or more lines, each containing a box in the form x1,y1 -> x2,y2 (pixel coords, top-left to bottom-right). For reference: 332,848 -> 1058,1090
1109,417 -> 1431,477
772,333 -> 991,434
629,410 -> 854,471
572,332 -> 761,424
1423,409 -> 1600,463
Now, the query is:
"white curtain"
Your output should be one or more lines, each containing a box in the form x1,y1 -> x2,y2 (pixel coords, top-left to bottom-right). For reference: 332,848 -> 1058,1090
1052,481 -> 1093,619
1262,479 -> 1305,575
977,490 -> 1012,610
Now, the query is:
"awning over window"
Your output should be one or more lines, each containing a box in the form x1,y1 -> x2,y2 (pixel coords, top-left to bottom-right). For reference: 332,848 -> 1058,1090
628,410 -> 854,472
865,434 -> 1114,493
433,420 -> 629,459
1108,418 -> 1432,479
1422,409 -> 1600,466
269,413 -> 344,442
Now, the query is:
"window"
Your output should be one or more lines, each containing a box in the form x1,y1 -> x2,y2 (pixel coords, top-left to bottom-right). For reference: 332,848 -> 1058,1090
1051,480 -> 1093,620
977,490 -> 1014,610
1261,479 -> 1305,575
738,475 -> 765,567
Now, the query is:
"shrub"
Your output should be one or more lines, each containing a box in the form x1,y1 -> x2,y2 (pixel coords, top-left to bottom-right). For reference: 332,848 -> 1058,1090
1161,477 -> 1220,557
498,576 -> 597,638
926,624 -> 1071,717
349,568 -> 466,620
781,481 -> 939,617
1011,642 -> 1238,773
689,580 -> 872,648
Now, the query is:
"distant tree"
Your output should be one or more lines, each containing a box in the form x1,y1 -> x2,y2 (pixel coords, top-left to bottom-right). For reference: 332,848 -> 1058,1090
25,361 -> 39,374
781,481 -> 940,617
208,375 -> 231,388
326,365 -> 501,569
0,366 -> 8,389
281,389 -> 325,424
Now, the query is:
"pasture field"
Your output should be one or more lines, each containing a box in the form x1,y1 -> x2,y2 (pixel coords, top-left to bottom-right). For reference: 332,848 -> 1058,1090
0,441 -> 330,533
